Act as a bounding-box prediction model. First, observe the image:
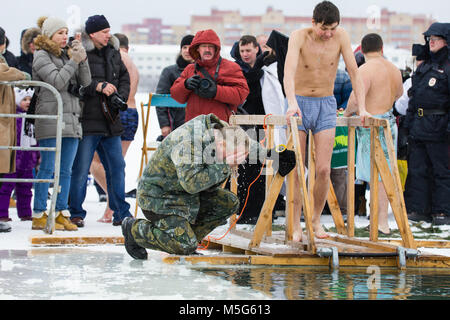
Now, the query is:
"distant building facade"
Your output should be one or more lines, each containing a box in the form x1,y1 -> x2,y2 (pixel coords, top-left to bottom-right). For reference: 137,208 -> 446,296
123,7 -> 433,49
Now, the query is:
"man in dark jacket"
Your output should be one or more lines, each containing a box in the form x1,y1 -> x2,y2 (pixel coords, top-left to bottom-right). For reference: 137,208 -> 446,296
69,15 -> 132,227
229,35 -> 268,224
405,22 -> 450,226
155,34 -> 194,141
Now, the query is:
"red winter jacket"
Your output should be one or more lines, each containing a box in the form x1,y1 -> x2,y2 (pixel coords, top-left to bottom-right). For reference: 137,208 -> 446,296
171,29 -> 249,122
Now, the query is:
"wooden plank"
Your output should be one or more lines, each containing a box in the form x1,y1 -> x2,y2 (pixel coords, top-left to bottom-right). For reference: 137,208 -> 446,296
30,235 -> 124,246
308,131 -> 315,219
373,138 -> 408,245
286,168 -> 296,242
229,115 -> 302,126
347,126 -> 356,237
382,239 -> 450,248
327,182 -> 347,235
328,234 -> 399,253
248,172 -> 287,249
290,119 -> 316,254
336,117 -> 364,127
164,254 -> 450,268
369,126 -> 380,242
163,255 -> 251,265
367,117 -> 389,128
383,125 -> 416,249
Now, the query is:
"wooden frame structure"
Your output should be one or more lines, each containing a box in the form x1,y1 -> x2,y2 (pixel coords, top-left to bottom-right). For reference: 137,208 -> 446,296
28,104 -> 450,269
164,114 -> 450,269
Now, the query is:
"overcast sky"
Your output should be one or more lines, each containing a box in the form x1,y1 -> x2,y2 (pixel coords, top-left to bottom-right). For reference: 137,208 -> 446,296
2,0 -> 449,54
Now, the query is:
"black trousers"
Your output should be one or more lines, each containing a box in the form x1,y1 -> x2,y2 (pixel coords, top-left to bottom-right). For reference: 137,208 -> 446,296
404,139 -> 450,216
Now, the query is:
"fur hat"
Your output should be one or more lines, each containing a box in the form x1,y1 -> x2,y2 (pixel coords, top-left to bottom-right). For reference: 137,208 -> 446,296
85,15 -> 110,35
14,88 -> 34,107
37,16 -> 68,38
0,27 -> 5,45
21,28 -> 41,54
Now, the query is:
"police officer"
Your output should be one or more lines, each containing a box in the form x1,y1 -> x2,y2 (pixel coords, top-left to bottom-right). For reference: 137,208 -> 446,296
405,23 -> 450,226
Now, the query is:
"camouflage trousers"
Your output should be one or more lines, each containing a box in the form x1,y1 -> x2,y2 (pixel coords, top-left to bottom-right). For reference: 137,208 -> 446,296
131,188 -> 239,255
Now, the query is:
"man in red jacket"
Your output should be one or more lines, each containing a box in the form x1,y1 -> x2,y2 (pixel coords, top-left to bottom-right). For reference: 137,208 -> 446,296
171,29 -> 249,122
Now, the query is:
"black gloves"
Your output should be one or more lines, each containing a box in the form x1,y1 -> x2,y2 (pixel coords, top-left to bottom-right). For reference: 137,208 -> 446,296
185,75 -> 217,99
184,75 -> 201,91
196,78 -> 217,99
268,147 -> 297,177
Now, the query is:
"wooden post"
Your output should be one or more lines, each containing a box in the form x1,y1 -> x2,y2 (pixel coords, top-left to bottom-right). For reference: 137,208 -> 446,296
327,183 -> 347,235
135,94 -> 153,217
266,124 -> 275,237
285,126 -> 296,242
369,126 -> 380,242
308,131 -> 315,218
290,119 -> 316,254
229,116 -> 238,230
347,125 -> 356,237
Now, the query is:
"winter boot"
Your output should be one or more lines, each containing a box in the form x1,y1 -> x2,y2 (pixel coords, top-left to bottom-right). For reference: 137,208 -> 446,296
0,221 -> 11,233
122,217 -> 148,260
32,212 -> 64,230
56,210 -> 78,231
432,213 -> 450,226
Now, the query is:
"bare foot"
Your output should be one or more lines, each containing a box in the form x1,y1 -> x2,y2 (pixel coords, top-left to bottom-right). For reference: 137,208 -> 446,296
292,230 -> 303,242
313,224 -> 329,239
97,209 -> 113,223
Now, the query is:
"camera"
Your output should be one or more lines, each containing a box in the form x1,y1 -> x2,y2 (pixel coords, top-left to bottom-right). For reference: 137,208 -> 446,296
412,43 -> 430,61
108,92 -> 128,112
196,77 -> 217,99
68,83 -> 84,99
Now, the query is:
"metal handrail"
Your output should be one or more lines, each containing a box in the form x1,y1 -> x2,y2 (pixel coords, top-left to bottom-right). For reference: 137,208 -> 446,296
0,80 -> 63,234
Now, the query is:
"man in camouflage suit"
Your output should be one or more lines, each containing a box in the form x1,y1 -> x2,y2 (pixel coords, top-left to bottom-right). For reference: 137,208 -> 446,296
122,113 -> 296,258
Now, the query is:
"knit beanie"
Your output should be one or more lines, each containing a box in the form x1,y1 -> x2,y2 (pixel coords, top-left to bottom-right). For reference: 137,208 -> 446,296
85,15 -> 110,34
37,16 -> 68,38
14,88 -> 34,107
180,34 -> 194,48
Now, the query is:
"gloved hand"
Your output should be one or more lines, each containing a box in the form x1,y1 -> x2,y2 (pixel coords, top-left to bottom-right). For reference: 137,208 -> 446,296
196,78 -> 217,99
268,147 -> 297,177
184,75 -> 201,91
71,43 -> 87,64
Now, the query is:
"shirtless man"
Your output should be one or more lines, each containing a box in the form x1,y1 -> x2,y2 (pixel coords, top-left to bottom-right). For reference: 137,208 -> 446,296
284,1 -> 368,240
345,33 -> 404,235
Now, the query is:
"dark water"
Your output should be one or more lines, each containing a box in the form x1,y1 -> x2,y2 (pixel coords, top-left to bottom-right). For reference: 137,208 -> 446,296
193,265 -> 450,300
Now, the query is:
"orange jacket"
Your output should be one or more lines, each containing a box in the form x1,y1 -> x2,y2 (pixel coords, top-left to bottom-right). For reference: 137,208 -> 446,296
171,29 -> 249,122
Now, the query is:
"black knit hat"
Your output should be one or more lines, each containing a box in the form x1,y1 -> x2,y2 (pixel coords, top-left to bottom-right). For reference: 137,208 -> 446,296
0,27 -> 5,45
85,15 -> 110,34
180,34 -> 194,48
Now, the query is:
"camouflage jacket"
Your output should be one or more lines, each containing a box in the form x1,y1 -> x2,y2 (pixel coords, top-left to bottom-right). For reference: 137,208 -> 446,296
137,113 -> 266,223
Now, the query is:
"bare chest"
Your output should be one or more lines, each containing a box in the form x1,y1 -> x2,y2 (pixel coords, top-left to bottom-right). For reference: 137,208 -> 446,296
299,39 -> 341,70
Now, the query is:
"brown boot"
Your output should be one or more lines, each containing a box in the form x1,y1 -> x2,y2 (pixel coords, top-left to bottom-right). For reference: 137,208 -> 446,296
32,212 -> 64,230
56,211 -> 78,231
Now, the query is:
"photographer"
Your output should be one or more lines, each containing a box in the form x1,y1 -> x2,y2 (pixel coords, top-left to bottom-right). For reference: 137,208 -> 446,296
68,15 -> 132,228
171,29 -> 249,122
31,16 -> 91,231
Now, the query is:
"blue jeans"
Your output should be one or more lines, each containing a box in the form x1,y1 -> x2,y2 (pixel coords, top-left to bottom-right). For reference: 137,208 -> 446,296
69,135 -> 131,223
33,138 -> 79,214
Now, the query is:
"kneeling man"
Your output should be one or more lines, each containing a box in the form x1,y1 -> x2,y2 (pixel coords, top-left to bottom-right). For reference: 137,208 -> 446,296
122,114 -> 296,259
